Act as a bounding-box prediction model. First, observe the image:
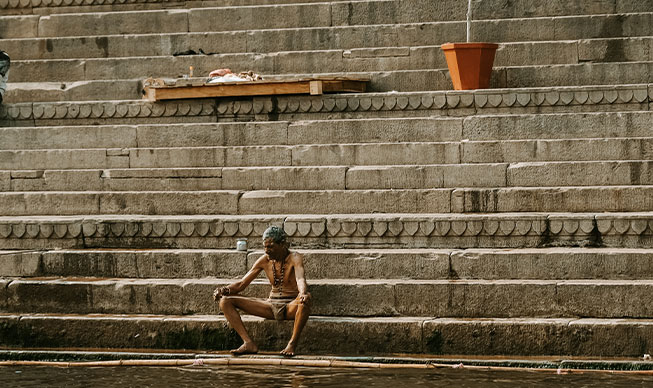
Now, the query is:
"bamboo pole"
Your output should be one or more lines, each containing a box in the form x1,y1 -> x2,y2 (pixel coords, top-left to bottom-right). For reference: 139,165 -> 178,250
466,0 -> 472,42
0,358 -> 652,375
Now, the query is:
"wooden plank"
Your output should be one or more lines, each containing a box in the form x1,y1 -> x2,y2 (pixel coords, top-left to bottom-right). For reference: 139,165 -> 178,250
143,77 -> 368,102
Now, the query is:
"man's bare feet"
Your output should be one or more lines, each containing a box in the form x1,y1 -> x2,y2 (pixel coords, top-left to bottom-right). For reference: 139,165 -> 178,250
280,341 -> 296,357
231,342 -> 258,355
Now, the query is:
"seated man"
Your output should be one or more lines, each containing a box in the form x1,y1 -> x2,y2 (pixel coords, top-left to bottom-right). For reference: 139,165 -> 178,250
213,226 -> 311,356
0,51 -> 9,104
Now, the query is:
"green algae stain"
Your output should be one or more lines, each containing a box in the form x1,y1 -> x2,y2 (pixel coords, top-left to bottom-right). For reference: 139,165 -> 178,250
156,326 -> 240,350
426,330 -> 444,355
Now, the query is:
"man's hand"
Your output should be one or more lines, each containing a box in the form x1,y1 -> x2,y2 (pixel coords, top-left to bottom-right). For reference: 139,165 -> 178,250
213,286 -> 230,301
298,292 -> 311,304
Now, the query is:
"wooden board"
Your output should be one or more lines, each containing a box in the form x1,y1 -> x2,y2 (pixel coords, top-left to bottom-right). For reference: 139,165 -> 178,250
143,77 -> 368,102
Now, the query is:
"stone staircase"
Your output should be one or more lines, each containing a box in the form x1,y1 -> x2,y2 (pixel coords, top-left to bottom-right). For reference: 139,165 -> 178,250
1,0 -> 653,357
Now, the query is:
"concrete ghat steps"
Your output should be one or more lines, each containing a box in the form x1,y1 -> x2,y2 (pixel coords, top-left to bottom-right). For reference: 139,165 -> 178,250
3,248 -> 653,280
2,277 -> 652,318
2,137 -> 653,168
4,6 -> 652,39
4,186 -> 653,215
4,0 -> 338,16
3,111 -> 653,150
2,85 -> 651,126
0,313 -> 651,357
0,212 -> 651,250
5,0 -> 651,19
3,161 -> 653,191
7,61 -> 653,94
7,32 -> 653,64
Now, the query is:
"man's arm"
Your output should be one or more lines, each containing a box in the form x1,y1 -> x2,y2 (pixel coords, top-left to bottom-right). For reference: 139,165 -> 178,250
292,253 -> 311,303
214,256 -> 265,300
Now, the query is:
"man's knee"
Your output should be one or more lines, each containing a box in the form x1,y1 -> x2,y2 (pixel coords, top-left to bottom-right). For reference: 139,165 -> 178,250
219,296 -> 235,309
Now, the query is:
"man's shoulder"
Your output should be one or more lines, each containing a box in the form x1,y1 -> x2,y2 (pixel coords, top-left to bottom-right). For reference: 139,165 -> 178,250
288,250 -> 305,263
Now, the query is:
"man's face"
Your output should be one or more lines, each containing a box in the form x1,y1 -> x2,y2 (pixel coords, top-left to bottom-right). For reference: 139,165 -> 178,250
264,238 -> 286,260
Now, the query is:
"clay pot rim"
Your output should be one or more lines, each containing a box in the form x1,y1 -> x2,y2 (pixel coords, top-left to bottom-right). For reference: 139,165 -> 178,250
441,42 -> 499,50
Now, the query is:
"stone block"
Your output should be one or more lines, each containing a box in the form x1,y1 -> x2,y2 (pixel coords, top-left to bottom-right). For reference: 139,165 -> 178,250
288,118 -> 463,145
506,62 -> 650,88
222,167 -> 346,190
0,192 -> 100,216
6,279 -> 92,313
396,281 -> 558,317
275,50 -> 345,73
459,187 -> 653,213
92,279 -> 183,315
332,0 -> 465,26
0,15 -> 38,39
423,318 -> 576,356
474,0 -> 615,19
129,148 -> 224,168
262,249 -> 451,280
556,281 -> 653,318
0,149 -> 113,170
578,37 -> 652,63
462,111 -> 653,141
224,146 -> 291,167
136,124 -> 227,148
238,189 -> 451,214
41,249 -> 248,278
104,177 -> 221,192
346,166 -> 444,190
617,0 -> 653,13
0,251 -> 41,277
10,170 -> 103,191
300,316 -> 424,354
462,138 -> 653,164
443,164 -> 507,187
0,125 -> 137,150
189,3 -> 331,32
566,319 -> 653,357
310,281 -> 397,316
0,171 -> 9,191
553,13 -> 652,40
495,41 -> 579,66
508,161 -> 653,186
474,18 -> 556,43
37,10 -> 189,37
98,191 -> 240,215
450,248 -> 653,280
182,280 -> 223,315
10,59 -> 85,83
292,143 -> 460,166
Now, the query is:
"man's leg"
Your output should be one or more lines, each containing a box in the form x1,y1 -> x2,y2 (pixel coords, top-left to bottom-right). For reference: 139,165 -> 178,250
219,296 -> 274,354
280,298 -> 311,356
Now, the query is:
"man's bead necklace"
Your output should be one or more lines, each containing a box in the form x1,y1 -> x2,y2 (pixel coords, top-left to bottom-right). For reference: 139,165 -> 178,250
271,257 -> 285,293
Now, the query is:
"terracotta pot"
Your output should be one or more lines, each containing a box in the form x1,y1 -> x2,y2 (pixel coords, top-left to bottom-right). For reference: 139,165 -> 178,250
441,42 -> 498,90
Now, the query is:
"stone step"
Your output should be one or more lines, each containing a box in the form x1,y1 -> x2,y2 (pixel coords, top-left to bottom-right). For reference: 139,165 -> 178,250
9,35 -> 653,72
2,313 -> 651,357
9,56 -> 653,94
3,277 -> 652,318
3,186 -> 653,216
0,212 -> 650,250
4,161 -> 653,192
2,136 -> 652,170
5,0 -> 650,19
2,85 -> 651,127
0,314 -> 651,357
5,7 -> 651,40
0,164 -> 505,191
3,111 -> 653,150
2,248 -> 652,280
4,0 -> 333,16
5,80 -> 141,103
